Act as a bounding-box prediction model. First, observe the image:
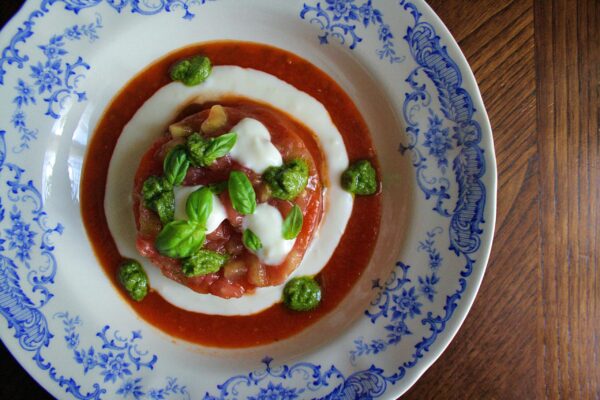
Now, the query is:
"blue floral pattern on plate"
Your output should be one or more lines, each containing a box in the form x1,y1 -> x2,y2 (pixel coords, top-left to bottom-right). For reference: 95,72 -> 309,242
203,356 -> 404,400
53,312 -> 189,399
300,0 -> 404,63
6,13 -> 101,152
0,0 -> 491,398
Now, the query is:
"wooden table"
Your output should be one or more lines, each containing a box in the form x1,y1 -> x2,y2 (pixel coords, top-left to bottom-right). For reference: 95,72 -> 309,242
1,0 -> 598,398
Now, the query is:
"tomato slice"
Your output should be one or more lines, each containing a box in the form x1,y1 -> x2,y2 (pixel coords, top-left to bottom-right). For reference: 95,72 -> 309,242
133,102 -> 324,298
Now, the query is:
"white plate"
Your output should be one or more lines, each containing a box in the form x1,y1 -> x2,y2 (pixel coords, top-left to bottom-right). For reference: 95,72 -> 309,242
0,1 -> 496,399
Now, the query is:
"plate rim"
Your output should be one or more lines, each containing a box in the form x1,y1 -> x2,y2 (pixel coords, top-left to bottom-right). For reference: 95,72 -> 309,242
0,0 -> 497,398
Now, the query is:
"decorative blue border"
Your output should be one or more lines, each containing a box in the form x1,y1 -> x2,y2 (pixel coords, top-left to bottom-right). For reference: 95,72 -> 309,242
393,0 -> 486,372
7,14 -> 101,152
350,228 -> 442,365
300,0 -> 404,63
53,312 -> 190,399
0,1 -> 488,398
202,356 -> 404,400
0,1 -> 213,398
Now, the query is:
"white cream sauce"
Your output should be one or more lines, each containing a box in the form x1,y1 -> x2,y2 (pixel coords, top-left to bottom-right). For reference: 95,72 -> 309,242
242,203 -> 295,265
105,66 -> 353,316
229,118 -> 282,173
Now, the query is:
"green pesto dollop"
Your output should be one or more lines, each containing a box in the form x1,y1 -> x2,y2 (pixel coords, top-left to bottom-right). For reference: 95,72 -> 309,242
263,159 -> 309,200
282,276 -> 321,312
118,260 -> 148,302
186,133 -> 210,166
170,55 -> 212,86
141,176 -> 174,224
142,175 -> 170,200
181,249 -> 229,277
341,160 -> 377,195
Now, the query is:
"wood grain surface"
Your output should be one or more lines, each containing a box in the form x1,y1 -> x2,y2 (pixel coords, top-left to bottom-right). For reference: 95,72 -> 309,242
0,0 -> 598,399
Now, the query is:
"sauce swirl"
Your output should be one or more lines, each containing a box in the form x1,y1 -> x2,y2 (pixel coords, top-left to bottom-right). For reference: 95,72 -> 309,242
81,41 -> 381,348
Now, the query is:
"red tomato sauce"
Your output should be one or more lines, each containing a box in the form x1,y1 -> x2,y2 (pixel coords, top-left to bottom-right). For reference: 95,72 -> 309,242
81,41 -> 381,348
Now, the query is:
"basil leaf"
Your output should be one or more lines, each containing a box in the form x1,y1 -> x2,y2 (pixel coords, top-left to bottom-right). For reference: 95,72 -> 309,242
155,220 -> 205,259
186,187 -> 213,227
282,204 -> 303,240
243,229 -> 262,251
203,132 -> 237,165
181,249 -> 228,277
228,171 -> 256,215
163,145 -> 190,186
186,132 -> 236,167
